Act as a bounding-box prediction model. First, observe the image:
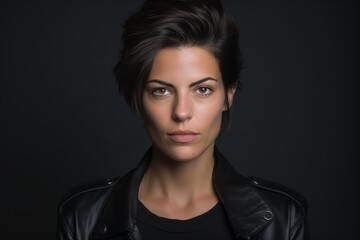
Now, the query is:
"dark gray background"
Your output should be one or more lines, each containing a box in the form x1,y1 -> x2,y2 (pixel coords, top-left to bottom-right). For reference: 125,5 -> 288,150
1,0 -> 359,239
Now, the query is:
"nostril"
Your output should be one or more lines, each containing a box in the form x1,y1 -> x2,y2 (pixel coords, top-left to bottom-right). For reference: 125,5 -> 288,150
172,110 -> 192,122
172,98 -> 192,122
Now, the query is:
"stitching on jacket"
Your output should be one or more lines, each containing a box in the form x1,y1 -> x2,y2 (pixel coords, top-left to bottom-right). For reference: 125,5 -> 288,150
57,179 -> 120,239
249,178 -> 307,239
58,180 -> 117,213
249,179 -> 306,214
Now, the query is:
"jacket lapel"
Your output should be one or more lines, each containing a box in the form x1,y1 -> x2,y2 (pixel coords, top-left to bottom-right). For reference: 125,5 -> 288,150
89,149 -> 151,240
213,148 -> 273,239
90,147 -> 273,240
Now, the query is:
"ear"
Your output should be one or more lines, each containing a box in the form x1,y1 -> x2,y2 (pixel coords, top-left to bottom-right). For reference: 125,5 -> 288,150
223,84 -> 237,111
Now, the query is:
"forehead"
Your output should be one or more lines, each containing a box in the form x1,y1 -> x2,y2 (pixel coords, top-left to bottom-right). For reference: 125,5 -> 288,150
148,47 -> 222,82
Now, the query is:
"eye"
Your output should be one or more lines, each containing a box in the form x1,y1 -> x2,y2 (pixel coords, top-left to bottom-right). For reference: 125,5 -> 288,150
152,88 -> 171,96
196,87 -> 213,95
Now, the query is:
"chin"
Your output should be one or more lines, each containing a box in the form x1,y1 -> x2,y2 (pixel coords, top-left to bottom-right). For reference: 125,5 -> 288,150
157,143 -> 212,163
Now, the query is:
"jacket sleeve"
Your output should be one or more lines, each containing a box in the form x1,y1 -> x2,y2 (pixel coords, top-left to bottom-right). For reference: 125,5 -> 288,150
290,208 -> 309,240
56,211 -> 74,240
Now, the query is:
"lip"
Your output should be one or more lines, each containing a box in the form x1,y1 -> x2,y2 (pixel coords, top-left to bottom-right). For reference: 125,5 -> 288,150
167,130 -> 199,143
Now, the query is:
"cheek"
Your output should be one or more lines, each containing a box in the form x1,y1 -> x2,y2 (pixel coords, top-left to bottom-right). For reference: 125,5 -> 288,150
143,100 -> 168,133
196,99 -> 224,130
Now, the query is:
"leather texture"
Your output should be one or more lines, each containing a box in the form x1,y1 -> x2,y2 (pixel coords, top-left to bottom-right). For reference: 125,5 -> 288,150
56,147 -> 309,240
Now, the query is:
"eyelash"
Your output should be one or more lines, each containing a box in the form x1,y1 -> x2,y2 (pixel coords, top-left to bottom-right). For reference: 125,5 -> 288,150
195,87 -> 213,95
151,87 -> 213,96
152,88 -> 171,96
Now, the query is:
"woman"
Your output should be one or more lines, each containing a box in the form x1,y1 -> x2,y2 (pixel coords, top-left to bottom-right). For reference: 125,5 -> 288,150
56,0 -> 309,239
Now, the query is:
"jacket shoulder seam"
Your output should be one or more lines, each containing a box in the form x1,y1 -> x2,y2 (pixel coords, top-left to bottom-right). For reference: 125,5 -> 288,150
248,177 -> 307,213
58,178 -> 118,213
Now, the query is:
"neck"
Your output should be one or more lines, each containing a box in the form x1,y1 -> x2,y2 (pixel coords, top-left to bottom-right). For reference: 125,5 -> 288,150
139,145 -> 217,206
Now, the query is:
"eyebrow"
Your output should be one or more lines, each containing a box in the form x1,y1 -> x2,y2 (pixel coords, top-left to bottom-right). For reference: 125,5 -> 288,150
147,77 -> 217,88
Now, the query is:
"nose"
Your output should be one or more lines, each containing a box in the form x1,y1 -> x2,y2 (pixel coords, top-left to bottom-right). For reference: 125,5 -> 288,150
172,93 -> 193,122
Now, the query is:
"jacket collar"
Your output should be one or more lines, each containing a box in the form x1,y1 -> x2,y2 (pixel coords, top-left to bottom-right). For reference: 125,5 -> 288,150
90,147 -> 273,240
212,148 -> 273,238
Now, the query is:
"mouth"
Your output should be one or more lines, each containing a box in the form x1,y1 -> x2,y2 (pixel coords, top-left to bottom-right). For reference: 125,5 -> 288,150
167,130 -> 199,143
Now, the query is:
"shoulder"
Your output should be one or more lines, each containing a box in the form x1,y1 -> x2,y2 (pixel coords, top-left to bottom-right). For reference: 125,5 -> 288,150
248,177 -> 307,211
56,168 -> 138,239
58,177 -> 118,213
56,177 -> 120,238
247,177 -> 308,230
57,169 -> 136,218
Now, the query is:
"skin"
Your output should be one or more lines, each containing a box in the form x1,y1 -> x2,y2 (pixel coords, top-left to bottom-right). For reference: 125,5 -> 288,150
139,46 -> 236,220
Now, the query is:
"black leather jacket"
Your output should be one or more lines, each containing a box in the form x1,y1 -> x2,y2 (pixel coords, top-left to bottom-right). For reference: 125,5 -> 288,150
56,148 -> 309,240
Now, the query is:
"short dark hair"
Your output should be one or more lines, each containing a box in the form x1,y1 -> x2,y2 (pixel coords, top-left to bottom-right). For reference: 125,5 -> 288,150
114,0 -> 242,132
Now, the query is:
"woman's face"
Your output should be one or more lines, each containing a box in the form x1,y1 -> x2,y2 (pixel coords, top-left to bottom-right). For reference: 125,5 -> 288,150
142,47 -> 235,162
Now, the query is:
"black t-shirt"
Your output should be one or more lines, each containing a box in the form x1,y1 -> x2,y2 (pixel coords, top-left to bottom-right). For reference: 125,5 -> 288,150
136,201 -> 236,240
